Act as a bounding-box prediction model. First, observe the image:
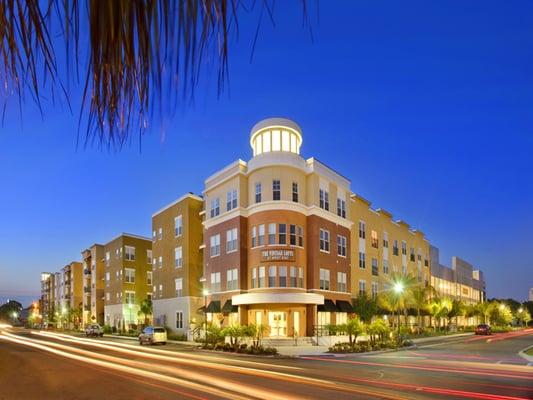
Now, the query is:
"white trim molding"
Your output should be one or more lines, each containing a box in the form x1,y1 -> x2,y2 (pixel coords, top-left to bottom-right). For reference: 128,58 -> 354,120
231,292 -> 324,306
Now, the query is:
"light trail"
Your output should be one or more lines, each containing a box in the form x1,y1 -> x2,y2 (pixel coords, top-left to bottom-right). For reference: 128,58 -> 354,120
340,375 -> 530,400
37,330 -> 300,371
4,331 -> 303,400
0,333 -> 242,400
301,356 -> 533,381
20,331 -> 411,400
486,329 -> 533,343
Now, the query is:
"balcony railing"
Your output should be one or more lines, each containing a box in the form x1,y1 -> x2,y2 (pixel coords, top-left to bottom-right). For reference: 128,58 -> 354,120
84,287 -> 91,293
83,268 -> 91,275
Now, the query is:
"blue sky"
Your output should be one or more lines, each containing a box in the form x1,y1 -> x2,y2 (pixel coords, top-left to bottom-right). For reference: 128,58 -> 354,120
1,1 -> 532,306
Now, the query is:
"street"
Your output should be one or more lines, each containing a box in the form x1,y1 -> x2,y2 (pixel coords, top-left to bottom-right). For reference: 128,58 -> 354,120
0,328 -> 532,400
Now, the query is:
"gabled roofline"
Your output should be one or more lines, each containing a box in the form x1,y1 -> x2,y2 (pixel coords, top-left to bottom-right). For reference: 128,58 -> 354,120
152,192 -> 203,217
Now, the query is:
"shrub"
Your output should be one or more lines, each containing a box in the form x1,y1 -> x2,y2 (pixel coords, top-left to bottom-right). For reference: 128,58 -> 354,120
102,325 -> 112,334
167,333 -> 188,341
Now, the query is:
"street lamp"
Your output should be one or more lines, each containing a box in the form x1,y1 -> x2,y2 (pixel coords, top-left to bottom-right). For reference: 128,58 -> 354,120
202,288 -> 209,347
11,312 -> 18,319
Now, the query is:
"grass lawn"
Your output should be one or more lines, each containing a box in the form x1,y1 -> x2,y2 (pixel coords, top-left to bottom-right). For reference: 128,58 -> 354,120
525,347 -> 533,356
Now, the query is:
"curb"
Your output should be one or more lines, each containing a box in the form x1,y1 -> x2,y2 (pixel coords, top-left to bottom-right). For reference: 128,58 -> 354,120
518,344 -> 533,364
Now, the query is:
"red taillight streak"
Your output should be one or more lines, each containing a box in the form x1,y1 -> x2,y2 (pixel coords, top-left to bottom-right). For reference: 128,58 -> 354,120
301,357 -> 533,380
341,376 -> 529,400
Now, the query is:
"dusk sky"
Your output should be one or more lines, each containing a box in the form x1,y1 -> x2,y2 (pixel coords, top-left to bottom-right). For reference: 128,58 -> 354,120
1,1 -> 532,306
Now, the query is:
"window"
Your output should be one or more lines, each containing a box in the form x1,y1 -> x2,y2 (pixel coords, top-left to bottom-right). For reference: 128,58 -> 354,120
268,223 -> 276,245
393,240 -> 399,256
359,252 -> 366,269
125,291 -> 135,305
319,268 -> 330,290
383,259 -> 389,274
147,271 -> 152,286
424,258 -> 429,267
337,272 -> 347,292
251,267 -> 257,288
255,183 -> 262,203
124,268 -> 135,283
175,215 -> 183,236
258,266 -> 266,288
279,266 -> 287,287
319,229 -> 330,252
358,280 -> 366,297
272,179 -> 281,201
175,247 -> 183,268
210,272 -> 221,292
251,226 -> 257,247
358,221 -> 366,239
402,264 -> 407,274
147,293 -> 153,301
106,292 -> 110,301
227,268 -> 238,290
176,311 -> 184,329
297,226 -> 304,247
402,241 -> 407,255
383,232 -> 389,248
125,246 -> 135,261
372,258 -> 378,276
298,267 -> 304,288
337,235 -> 347,257
210,234 -> 220,257
152,230 -> 156,242
290,224 -> 296,246
158,227 -> 163,240
258,224 -> 265,246
371,282 -> 378,299
226,189 -> 238,211
158,256 -> 162,269
278,224 -> 287,245
226,228 -> 238,252
319,189 -> 329,211
210,198 -> 220,218
337,198 -> 346,218
105,252 -> 110,266
268,266 -> 276,287
410,247 -> 415,262
290,266 -> 297,288
292,182 -> 298,202
105,272 -> 110,282
147,250 -> 152,264
175,278 -> 183,297
371,230 -> 379,248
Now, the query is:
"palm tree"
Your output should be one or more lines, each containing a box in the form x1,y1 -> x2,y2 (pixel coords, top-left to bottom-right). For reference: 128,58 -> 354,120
1,1 -> 310,147
408,285 -> 435,331
138,298 -> 153,326
342,317 -> 364,347
475,302 -> 491,324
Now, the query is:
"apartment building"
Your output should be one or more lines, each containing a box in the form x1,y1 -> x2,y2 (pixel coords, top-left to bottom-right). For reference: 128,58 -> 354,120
81,244 -> 106,325
40,272 -> 54,320
151,193 -> 204,336
200,118 -> 431,337
103,233 -> 152,329
430,245 -> 486,304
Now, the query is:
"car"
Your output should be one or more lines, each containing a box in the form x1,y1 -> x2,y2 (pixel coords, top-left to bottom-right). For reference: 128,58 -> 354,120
85,324 -> 104,337
474,324 -> 491,335
139,326 -> 167,345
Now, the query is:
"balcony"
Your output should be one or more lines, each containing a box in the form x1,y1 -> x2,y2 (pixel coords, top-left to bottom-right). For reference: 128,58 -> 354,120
84,287 -> 91,294
83,268 -> 91,276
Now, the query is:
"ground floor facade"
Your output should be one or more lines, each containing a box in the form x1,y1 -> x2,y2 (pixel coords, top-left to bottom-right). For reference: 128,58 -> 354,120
104,303 -> 141,329
153,296 -> 203,339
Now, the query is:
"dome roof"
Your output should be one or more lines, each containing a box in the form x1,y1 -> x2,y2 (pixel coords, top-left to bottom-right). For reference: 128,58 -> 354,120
249,118 -> 303,156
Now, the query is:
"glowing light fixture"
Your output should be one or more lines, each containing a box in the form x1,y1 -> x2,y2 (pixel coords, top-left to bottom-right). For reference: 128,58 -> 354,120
393,282 -> 404,294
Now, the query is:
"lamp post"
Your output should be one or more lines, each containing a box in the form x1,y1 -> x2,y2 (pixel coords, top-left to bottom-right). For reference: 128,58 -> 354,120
202,288 -> 209,347
394,281 -> 404,338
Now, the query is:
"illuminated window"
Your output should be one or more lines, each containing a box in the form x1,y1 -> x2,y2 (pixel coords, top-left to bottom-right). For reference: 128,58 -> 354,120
175,278 -> 183,297
272,130 -> 281,151
281,130 -> 290,151
371,230 -> 379,248
262,131 -> 271,152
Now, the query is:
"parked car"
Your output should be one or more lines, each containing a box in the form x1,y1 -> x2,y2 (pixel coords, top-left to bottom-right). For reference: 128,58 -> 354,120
474,324 -> 491,335
85,324 -> 104,337
139,326 -> 167,345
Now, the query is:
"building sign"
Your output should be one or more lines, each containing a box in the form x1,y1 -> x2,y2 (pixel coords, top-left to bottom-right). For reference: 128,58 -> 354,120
261,249 -> 295,262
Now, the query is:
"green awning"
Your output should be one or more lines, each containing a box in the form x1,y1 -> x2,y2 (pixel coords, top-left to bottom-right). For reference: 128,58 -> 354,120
222,299 -> 238,313
206,300 -> 221,313
336,300 -> 353,313
317,299 -> 337,312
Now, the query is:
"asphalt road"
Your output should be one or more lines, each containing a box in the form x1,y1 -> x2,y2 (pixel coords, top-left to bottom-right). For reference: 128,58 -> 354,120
0,328 -> 532,400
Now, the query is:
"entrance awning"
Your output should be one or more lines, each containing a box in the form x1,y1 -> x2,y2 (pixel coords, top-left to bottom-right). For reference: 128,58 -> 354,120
206,301 -> 221,313
317,299 -> 337,312
222,299 -> 238,313
336,300 -> 353,313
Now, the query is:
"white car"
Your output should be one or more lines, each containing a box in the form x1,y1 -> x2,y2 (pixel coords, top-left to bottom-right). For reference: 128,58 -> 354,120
139,326 -> 167,345
85,324 -> 104,337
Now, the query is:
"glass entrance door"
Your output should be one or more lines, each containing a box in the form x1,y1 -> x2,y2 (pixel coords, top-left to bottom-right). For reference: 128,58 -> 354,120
268,311 -> 287,337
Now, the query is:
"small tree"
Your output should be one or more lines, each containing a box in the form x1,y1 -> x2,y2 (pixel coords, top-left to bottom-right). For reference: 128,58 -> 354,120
515,309 -> 531,327
342,317 -> 364,347
221,324 -> 247,350
246,323 -> 268,348
367,319 -> 390,344
446,300 -> 465,330
352,293 -> 379,323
